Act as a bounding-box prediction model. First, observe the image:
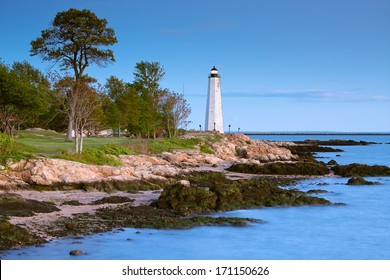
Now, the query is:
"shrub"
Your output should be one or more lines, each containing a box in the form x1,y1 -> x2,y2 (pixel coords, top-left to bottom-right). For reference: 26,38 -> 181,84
99,144 -> 132,156
58,148 -> 122,166
0,133 -> 17,155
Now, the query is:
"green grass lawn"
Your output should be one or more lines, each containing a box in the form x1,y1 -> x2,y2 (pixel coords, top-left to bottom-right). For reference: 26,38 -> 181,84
9,129 -> 218,165
16,130 -> 130,156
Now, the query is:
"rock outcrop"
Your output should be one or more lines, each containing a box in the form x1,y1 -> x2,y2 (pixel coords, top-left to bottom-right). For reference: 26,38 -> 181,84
213,133 -> 297,162
0,134 -> 298,189
0,155 -> 183,189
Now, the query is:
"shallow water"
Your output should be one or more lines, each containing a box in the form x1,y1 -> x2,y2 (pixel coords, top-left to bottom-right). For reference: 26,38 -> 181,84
1,135 -> 390,260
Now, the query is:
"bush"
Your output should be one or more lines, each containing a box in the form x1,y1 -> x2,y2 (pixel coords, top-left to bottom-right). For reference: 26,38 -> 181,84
0,133 -> 17,155
99,144 -> 132,156
148,138 -> 203,154
58,147 -> 122,166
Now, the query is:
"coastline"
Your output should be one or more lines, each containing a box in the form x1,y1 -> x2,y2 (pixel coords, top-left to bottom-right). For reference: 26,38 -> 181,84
1,133 -> 386,252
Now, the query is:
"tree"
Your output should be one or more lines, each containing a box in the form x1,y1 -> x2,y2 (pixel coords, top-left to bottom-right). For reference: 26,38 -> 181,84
103,76 -> 141,137
73,83 -> 102,153
0,61 -> 49,136
30,8 -> 117,141
133,61 -> 166,138
161,91 -> 191,137
54,76 -> 101,153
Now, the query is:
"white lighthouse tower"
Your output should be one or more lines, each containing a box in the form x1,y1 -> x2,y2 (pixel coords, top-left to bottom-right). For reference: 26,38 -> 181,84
205,66 -> 224,133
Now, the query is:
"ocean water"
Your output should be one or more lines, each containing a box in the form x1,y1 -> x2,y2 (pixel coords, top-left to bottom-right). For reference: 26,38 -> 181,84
1,135 -> 390,260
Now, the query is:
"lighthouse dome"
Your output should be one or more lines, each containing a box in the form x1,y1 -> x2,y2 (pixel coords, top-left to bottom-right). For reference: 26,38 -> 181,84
210,66 -> 219,77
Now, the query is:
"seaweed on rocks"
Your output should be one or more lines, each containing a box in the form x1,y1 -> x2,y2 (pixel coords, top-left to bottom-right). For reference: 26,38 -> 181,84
332,163 -> 390,177
91,196 -> 134,205
47,205 -> 258,237
0,193 -> 60,217
346,177 -> 381,186
284,145 -> 343,159
153,172 -> 331,215
0,218 -> 44,250
295,139 -> 376,146
227,161 -> 330,176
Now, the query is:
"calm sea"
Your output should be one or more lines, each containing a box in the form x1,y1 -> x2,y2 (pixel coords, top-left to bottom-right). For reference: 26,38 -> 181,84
2,135 -> 390,260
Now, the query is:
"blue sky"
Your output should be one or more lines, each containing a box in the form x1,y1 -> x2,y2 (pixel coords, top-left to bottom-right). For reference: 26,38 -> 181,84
1,0 -> 389,132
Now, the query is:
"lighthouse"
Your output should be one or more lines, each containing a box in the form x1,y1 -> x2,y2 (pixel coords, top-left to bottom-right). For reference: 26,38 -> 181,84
205,66 -> 224,133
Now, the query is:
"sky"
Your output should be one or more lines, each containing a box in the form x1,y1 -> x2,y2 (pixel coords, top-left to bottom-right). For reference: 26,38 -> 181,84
1,0 -> 389,132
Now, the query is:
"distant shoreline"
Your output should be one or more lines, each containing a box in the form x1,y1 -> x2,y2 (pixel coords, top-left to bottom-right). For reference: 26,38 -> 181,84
244,132 -> 390,136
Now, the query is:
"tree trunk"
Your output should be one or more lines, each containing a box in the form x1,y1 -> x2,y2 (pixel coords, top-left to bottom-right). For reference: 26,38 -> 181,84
74,123 -> 79,153
66,113 -> 74,142
80,127 -> 84,153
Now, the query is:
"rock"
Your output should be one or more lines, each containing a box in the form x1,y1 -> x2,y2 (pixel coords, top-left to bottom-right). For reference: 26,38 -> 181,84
69,249 -> 86,256
346,177 -> 379,186
176,180 -> 190,187
327,160 -> 338,165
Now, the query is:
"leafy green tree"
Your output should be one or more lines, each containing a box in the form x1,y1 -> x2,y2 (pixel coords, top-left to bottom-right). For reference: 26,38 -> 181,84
133,61 -> 166,138
30,8 -> 117,141
161,91 -> 191,137
0,61 -> 49,136
104,76 -> 141,137
118,84 -> 141,136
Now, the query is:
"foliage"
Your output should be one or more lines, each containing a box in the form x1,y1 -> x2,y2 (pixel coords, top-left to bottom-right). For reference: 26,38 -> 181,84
0,132 -> 34,164
103,76 -> 140,136
133,61 -> 167,137
332,163 -> 390,177
30,8 -> 117,78
147,137 -> 202,154
99,144 -> 132,156
161,91 -> 191,138
58,146 -> 125,166
31,8 -> 117,141
0,61 -> 50,136
0,132 -> 17,155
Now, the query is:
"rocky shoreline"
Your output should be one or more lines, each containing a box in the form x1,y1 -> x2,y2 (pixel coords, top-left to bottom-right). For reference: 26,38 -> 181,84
2,133 -> 385,251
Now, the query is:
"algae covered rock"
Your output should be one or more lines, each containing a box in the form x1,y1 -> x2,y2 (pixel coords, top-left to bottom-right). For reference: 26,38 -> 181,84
332,163 -> 390,177
0,193 -> 60,217
154,172 -> 331,215
0,218 -> 44,250
346,177 -> 380,186
69,249 -> 86,256
227,161 -> 330,176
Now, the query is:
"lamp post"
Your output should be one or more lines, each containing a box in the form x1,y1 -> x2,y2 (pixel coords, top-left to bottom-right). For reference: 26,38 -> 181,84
199,125 -> 202,131
213,122 -> 216,131
228,124 -> 231,134
238,127 -> 240,133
